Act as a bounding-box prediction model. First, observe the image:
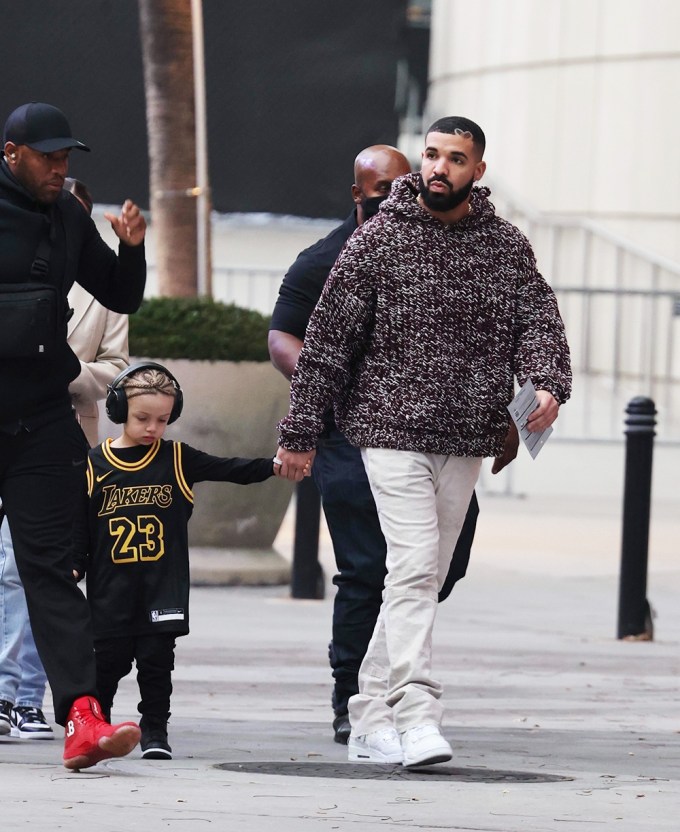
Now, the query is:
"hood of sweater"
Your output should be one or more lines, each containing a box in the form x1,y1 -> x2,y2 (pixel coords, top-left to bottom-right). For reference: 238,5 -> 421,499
0,158 -> 59,245
378,172 -> 496,230
0,158 -> 49,211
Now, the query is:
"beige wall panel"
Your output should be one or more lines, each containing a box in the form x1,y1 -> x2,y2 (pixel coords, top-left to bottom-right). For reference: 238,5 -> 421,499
428,0 -> 680,258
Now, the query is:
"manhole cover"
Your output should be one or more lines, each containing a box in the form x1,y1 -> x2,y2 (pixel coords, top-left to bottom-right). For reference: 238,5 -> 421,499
215,762 -> 572,783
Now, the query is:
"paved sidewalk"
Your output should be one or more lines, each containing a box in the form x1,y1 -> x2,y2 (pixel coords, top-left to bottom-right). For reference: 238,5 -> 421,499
1,493 -> 678,831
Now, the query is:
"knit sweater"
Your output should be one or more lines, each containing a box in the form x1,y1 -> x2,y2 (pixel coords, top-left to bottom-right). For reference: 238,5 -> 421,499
278,174 -> 572,458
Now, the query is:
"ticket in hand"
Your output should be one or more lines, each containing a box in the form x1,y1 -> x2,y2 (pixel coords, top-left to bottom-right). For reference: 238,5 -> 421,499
507,379 -> 553,460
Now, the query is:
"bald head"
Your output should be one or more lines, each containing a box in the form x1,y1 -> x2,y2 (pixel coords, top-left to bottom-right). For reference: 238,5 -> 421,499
352,144 -> 411,224
354,145 -> 410,188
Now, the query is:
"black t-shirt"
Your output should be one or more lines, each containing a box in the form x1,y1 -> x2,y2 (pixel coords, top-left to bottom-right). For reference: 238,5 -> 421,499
269,211 -> 358,339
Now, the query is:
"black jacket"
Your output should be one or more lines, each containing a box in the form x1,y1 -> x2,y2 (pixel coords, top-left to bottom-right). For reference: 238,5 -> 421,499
0,159 -> 146,426
269,211 -> 358,340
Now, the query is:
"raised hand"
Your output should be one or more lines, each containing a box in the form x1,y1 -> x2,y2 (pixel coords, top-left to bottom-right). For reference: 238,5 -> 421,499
104,199 -> 146,246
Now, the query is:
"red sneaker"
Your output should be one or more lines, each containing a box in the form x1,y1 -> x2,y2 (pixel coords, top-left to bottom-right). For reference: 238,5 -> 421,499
63,696 -> 141,770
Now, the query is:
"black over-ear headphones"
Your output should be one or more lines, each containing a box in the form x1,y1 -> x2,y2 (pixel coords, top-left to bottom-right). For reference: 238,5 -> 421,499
105,361 -> 184,425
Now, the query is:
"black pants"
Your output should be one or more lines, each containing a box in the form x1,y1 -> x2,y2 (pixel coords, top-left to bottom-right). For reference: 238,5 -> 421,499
0,412 -> 96,725
312,428 -> 479,716
95,632 -> 176,726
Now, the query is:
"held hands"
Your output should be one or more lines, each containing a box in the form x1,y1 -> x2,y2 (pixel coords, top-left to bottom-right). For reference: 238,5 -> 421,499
104,199 -> 146,246
273,447 -> 315,481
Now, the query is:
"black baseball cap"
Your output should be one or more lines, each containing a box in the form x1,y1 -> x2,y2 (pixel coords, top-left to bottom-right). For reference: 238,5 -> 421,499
3,102 -> 90,153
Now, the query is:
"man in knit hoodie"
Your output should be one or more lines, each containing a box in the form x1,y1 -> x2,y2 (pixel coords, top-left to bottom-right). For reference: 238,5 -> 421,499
276,116 -> 572,768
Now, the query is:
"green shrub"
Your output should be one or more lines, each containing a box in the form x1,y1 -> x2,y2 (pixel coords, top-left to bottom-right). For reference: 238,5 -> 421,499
128,297 -> 271,361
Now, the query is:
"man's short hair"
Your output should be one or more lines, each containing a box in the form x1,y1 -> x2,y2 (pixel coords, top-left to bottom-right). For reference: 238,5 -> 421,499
426,117 -> 486,158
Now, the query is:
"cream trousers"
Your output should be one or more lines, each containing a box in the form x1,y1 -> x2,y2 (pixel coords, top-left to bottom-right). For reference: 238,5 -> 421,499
348,448 -> 482,735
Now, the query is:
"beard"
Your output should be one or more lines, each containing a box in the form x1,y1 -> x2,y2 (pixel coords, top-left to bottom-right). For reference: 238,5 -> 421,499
418,173 -> 475,212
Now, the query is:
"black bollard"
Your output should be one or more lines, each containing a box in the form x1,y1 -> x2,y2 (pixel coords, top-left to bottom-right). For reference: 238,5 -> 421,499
290,476 -> 325,599
617,396 -> 656,640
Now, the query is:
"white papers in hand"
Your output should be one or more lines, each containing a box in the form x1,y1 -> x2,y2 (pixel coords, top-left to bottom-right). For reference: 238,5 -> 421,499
507,379 -> 553,459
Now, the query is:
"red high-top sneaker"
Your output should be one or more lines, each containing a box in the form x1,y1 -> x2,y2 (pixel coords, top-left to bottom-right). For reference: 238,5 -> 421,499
63,696 -> 141,770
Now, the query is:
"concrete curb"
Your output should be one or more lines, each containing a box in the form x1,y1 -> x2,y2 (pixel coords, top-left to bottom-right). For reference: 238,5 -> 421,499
189,546 -> 291,586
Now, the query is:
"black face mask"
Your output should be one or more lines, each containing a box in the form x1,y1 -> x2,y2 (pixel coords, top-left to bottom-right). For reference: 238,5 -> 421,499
361,194 -> 387,219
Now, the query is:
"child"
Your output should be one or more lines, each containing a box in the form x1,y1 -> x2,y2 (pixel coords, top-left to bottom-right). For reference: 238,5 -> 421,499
73,361 -> 295,760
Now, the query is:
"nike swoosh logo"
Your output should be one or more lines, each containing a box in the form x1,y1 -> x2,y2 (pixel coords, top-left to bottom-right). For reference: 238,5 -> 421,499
96,471 -> 113,483
71,459 -> 86,466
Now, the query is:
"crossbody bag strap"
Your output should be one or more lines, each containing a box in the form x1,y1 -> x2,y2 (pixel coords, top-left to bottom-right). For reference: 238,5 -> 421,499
30,213 -> 55,280
28,210 -> 72,324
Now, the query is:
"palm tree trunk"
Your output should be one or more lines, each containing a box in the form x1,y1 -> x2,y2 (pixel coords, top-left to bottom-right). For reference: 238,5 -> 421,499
138,0 -> 208,297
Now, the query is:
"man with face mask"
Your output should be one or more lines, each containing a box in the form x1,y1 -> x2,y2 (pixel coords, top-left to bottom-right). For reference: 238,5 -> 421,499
268,145 -> 482,746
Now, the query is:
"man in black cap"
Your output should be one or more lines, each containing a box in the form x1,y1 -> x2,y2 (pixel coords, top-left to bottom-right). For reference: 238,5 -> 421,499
0,102 -> 146,769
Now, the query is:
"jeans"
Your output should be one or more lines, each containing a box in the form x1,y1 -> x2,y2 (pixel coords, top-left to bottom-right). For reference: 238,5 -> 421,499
348,449 -> 482,735
312,428 -> 480,718
0,518 -> 49,708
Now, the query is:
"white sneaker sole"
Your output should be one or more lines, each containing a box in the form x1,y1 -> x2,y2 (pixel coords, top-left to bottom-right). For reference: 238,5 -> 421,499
10,727 -> 55,740
142,747 -> 173,759
348,741 -> 402,764
402,745 -> 452,768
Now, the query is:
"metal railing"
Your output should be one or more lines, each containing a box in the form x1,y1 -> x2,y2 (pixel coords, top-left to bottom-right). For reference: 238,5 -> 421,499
209,265 -> 283,316
493,188 -> 680,444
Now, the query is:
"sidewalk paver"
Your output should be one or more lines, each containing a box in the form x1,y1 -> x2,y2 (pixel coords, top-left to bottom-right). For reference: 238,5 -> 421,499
2,494 -> 678,831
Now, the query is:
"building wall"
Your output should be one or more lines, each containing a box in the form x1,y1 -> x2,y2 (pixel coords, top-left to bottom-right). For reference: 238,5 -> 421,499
2,0 -> 407,219
427,0 -> 680,260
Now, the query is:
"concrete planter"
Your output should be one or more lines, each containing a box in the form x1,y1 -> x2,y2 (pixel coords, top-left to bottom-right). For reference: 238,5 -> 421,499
100,358 -> 294,586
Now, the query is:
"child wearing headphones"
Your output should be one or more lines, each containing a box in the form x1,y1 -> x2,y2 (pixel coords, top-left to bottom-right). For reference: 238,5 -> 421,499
72,362 -> 303,760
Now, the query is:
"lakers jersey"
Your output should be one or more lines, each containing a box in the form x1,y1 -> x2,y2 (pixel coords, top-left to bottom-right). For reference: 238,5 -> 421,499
81,438 -> 273,639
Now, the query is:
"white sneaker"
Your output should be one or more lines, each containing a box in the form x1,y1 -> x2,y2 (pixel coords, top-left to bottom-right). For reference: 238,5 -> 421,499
400,724 -> 452,768
348,727 -> 403,764
10,706 -> 54,740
